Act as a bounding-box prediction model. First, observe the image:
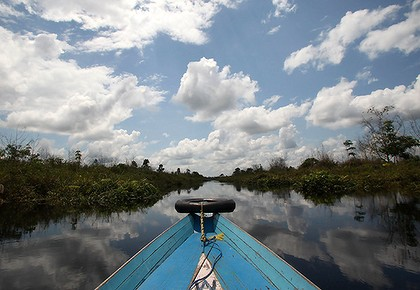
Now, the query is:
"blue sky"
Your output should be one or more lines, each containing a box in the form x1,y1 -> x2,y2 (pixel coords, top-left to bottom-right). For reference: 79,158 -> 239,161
1,0 -> 419,176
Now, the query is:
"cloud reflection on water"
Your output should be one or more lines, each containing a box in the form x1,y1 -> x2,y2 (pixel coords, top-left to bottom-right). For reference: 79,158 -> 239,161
0,182 -> 418,290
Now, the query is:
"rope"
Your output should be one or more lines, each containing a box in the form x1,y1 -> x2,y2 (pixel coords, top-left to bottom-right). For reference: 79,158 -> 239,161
200,202 -> 206,243
209,233 -> 224,241
190,202 -> 224,289
200,202 -> 225,243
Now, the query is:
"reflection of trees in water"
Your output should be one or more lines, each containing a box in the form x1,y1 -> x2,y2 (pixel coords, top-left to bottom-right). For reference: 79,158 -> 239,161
354,202 -> 366,222
265,188 -> 292,201
232,184 -> 292,201
0,204 -> 101,242
360,194 -> 419,247
0,203 -> 149,242
381,195 -> 418,247
0,204 -> 61,241
71,216 -> 78,230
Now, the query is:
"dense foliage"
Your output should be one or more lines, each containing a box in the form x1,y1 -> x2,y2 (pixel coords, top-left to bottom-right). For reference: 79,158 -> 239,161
294,171 -> 355,205
1,106 -> 419,209
0,153 -> 207,211
219,106 -> 420,204
218,158 -> 420,205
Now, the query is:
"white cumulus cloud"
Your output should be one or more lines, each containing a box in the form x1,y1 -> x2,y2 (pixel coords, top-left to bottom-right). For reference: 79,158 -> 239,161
155,129 -> 280,175
359,0 -> 420,58
306,78 -> 360,129
172,57 -> 258,121
80,130 -> 146,165
0,27 -> 165,142
11,0 -> 241,52
306,75 -> 420,129
213,102 -> 310,135
284,5 -> 399,73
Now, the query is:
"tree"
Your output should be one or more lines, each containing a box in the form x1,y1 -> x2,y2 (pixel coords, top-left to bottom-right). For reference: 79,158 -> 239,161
0,131 -> 39,162
252,164 -> 263,172
269,157 -> 287,171
157,164 -> 164,172
299,157 -> 319,169
360,106 -> 419,162
74,150 -> 82,165
141,159 -> 150,170
343,140 -> 356,158
131,160 -> 138,168
90,155 -> 115,166
2,143 -> 39,162
0,131 -> 40,162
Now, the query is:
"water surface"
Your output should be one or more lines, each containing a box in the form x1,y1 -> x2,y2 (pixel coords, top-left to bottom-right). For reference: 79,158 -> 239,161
1,182 -> 419,289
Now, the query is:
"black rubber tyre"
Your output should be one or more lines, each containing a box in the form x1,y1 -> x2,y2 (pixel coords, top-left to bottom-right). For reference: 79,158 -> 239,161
175,198 -> 236,213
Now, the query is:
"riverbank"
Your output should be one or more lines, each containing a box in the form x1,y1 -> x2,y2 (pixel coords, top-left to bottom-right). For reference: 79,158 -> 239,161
1,158 -> 419,211
0,159 -> 207,211
217,159 -> 420,198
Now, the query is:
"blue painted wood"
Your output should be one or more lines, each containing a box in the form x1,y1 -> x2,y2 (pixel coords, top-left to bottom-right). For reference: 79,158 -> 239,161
97,213 -> 320,290
214,215 -> 319,290
139,233 -> 203,289
97,215 -> 194,289
206,239 -> 277,289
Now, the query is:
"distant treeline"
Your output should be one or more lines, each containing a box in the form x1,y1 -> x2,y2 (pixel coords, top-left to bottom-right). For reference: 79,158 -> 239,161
218,156 -> 420,203
1,106 -> 419,209
218,106 -> 420,204
0,144 -> 207,211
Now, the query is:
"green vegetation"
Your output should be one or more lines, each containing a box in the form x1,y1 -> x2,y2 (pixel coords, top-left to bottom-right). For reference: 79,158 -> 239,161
294,171 -> 355,205
218,106 -> 420,204
1,106 -> 419,209
218,158 -> 420,204
359,106 -> 419,162
0,145 -> 207,212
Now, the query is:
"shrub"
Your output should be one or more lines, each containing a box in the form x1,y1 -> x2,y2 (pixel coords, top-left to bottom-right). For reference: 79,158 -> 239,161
295,171 -> 355,205
299,158 -> 319,169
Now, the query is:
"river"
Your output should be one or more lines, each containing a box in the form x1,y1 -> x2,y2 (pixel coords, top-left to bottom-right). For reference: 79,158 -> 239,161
0,181 -> 419,289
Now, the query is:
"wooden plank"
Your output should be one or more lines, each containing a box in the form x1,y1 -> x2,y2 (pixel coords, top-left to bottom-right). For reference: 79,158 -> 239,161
215,222 -> 290,289
207,240 -> 277,289
120,222 -> 193,289
214,215 -> 320,290
138,233 -> 203,289
97,215 -> 194,289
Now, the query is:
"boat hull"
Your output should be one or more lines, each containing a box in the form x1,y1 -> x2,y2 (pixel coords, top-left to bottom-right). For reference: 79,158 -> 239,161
96,213 -> 319,289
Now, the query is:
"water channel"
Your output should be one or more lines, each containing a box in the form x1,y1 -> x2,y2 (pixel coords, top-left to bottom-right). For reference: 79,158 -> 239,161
1,181 -> 419,289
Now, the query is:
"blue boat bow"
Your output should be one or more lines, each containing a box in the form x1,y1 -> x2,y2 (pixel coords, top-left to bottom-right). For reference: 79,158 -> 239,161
96,198 -> 320,289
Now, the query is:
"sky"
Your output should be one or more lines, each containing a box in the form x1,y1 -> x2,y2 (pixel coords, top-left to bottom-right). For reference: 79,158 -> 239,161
0,0 -> 419,176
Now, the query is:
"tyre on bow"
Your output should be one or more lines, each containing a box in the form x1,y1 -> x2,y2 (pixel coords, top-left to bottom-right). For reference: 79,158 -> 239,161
175,198 -> 236,213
